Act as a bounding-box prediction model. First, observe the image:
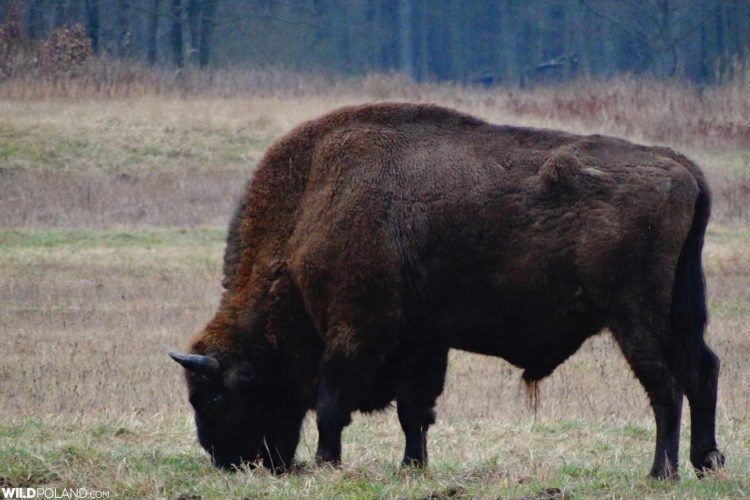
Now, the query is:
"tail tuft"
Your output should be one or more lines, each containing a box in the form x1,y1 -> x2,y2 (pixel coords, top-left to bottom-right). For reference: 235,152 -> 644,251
523,377 -> 540,421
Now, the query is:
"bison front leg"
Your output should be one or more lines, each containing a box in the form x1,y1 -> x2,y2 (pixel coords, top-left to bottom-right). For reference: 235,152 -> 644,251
315,379 -> 351,467
397,348 -> 449,467
314,335 -> 380,467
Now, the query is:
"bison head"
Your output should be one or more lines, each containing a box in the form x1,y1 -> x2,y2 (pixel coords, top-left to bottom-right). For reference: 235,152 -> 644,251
169,350 -> 306,472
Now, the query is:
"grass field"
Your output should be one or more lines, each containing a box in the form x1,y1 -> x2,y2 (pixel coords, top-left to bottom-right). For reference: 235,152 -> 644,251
1,74 -> 749,498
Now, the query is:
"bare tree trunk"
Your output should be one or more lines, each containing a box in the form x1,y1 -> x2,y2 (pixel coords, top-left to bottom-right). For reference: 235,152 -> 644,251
187,0 -> 201,64
715,4 -> 726,80
171,0 -> 184,67
54,0 -> 66,28
334,1 -> 351,74
147,0 -> 160,64
0,0 -> 24,41
67,0 -> 82,26
398,0 -> 414,79
117,0 -> 131,58
699,0 -> 709,82
414,0 -> 429,81
198,0 -> 217,68
496,1 -> 510,83
26,0 -> 44,40
85,0 -> 99,53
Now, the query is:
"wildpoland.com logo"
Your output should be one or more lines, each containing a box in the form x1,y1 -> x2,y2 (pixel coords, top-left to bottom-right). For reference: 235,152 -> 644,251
1,488 -> 110,499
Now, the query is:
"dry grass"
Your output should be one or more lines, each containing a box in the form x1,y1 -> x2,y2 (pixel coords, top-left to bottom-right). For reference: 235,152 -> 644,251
2,63 -> 750,148
1,70 -> 749,496
1,71 -> 749,229
1,228 -> 747,419
0,227 -> 748,498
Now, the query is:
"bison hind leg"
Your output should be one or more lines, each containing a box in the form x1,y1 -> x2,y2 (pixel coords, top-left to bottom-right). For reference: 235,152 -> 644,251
686,341 -> 725,478
610,318 -> 684,480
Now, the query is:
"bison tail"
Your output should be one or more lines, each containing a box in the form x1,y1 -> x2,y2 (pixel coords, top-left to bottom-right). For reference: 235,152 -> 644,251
670,183 -> 711,343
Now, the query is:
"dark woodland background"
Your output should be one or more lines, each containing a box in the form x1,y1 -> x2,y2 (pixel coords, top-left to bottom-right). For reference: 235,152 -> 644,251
3,0 -> 750,86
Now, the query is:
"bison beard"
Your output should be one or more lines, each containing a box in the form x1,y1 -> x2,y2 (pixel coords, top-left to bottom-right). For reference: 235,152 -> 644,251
170,103 -> 724,479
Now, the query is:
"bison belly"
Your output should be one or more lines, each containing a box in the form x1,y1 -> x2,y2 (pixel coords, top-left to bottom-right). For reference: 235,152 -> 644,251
425,270 -> 606,381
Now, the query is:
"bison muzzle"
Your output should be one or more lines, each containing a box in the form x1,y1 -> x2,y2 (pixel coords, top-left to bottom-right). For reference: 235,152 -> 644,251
170,103 -> 724,479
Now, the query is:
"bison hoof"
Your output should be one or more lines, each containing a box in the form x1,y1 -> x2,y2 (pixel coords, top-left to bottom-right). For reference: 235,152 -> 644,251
693,449 -> 725,478
401,457 -> 426,469
649,471 -> 680,482
314,454 -> 342,469
649,463 -> 680,481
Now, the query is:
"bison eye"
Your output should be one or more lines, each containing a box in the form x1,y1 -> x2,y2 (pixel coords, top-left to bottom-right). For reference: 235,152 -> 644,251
189,393 -> 225,411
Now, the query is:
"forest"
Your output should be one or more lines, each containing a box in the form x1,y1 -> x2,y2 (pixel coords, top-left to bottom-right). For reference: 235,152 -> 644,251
3,0 -> 750,86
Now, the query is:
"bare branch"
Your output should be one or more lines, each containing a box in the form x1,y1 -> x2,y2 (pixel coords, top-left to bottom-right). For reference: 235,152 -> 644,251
581,0 -> 661,51
673,1 -> 724,43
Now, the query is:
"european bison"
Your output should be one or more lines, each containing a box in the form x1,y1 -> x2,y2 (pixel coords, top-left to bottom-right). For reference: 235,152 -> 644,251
170,103 -> 724,479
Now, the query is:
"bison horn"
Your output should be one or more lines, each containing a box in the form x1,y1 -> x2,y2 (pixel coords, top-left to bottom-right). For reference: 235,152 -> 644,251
168,351 -> 220,376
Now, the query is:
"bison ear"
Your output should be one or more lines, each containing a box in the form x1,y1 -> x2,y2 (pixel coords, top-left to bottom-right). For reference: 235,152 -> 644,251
168,351 -> 220,377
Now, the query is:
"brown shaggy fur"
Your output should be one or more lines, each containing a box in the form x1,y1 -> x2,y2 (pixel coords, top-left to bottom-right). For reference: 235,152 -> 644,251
173,103 -> 723,478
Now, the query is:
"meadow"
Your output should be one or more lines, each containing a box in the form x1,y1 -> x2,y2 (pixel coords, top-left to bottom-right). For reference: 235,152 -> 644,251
1,70 -> 749,498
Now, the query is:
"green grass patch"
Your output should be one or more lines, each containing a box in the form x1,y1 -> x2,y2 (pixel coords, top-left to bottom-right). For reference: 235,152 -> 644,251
693,149 -> 750,176
622,424 -> 651,440
0,117 -> 272,173
0,228 -> 226,250
709,298 -> 750,319
1,418 -> 747,498
0,125 -> 50,168
706,227 -> 750,243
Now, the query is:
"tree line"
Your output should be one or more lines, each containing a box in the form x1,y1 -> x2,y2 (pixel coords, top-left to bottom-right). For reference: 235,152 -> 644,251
4,0 -> 750,85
